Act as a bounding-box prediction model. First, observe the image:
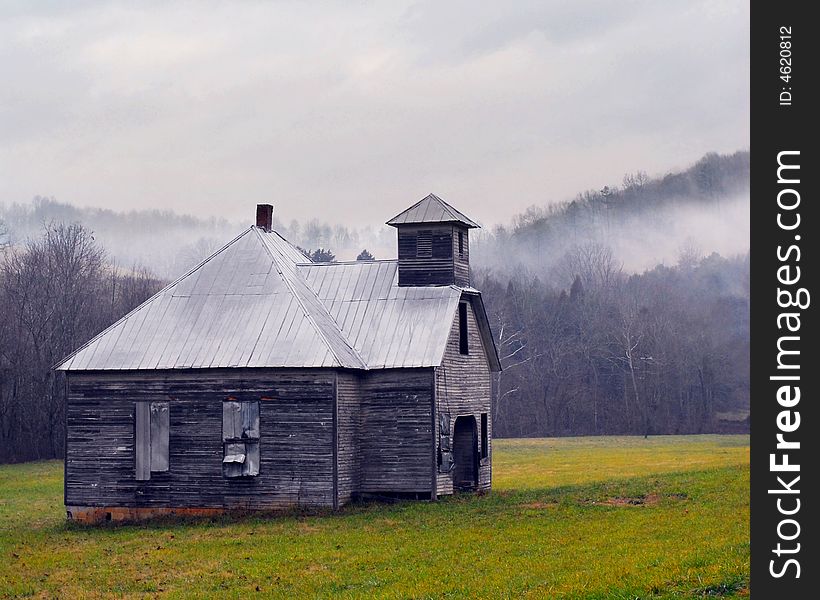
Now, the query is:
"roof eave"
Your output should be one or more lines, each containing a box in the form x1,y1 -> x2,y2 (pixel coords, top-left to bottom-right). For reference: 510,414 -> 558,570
386,219 -> 480,229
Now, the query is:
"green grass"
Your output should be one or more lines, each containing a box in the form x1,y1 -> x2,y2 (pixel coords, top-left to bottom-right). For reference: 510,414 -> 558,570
0,435 -> 749,599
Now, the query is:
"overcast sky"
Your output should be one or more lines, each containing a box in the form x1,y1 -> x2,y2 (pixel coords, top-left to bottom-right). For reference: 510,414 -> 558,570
0,1 -> 749,228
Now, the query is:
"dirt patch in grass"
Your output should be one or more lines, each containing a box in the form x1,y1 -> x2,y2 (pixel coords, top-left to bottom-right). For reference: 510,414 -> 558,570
586,492 -> 688,507
602,494 -> 659,506
582,494 -> 661,506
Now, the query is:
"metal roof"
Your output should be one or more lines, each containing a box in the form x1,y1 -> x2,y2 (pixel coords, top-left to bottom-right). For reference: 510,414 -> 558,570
386,194 -> 480,228
56,228 -> 365,371
57,225 -> 500,372
299,260 -> 461,369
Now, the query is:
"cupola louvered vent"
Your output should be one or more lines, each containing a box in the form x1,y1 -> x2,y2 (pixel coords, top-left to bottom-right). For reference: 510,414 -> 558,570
387,194 -> 479,287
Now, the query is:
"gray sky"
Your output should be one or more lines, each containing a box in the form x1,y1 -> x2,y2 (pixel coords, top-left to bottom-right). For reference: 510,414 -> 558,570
0,0 -> 749,228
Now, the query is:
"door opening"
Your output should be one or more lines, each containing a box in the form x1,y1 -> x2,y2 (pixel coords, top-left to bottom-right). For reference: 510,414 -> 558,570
452,416 -> 478,490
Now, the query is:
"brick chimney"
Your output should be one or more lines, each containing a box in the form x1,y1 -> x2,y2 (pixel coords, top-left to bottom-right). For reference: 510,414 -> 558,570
256,204 -> 273,232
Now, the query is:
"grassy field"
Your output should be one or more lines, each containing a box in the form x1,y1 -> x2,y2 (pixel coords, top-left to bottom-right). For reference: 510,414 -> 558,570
0,435 -> 749,599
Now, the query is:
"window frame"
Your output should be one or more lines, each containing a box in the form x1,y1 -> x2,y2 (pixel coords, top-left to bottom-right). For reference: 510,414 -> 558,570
135,400 -> 170,481
222,399 -> 261,478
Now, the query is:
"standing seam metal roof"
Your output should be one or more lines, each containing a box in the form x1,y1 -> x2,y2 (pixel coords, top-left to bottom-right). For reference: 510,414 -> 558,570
56,213 -> 498,371
56,227 -> 365,371
298,260 -> 461,368
386,193 -> 480,228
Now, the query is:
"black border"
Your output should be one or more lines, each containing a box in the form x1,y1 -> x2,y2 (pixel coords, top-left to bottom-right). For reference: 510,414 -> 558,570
751,2 -> 816,594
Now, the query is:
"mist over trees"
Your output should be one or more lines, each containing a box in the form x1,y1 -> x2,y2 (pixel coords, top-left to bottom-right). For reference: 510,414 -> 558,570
0,224 -> 162,462
480,247 -> 749,438
472,151 -> 750,278
0,150 -> 749,462
0,199 -> 396,277
470,151 -> 750,437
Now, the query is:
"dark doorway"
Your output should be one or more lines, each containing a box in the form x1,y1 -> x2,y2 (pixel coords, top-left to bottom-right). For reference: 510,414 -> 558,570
452,416 -> 478,490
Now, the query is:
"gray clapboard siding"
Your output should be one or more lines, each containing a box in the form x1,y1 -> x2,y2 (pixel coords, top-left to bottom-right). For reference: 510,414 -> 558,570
397,226 -> 455,286
358,368 -> 434,494
435,297 -> 492,496
335,371 -> 360,506
66,369 -> 336,509
452,225 -> 470,287
395,225 -> 471,287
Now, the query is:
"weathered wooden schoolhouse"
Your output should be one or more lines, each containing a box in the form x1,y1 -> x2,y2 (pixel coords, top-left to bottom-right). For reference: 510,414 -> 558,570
57,194 -> 501,522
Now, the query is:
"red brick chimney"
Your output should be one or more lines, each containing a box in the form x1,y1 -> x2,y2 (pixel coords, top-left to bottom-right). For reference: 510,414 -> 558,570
256,204 -> 273,232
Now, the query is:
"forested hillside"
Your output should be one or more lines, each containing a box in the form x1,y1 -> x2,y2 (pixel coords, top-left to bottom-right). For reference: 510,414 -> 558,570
474,151 -> 750,437
0,151 -> 749,462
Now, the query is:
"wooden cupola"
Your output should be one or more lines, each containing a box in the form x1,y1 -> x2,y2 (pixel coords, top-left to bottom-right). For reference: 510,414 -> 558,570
387,194 -> 479,287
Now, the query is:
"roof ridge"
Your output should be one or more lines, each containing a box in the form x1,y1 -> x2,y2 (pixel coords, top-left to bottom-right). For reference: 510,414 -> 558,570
297,259 -> 398,267
252,228 -> 366,369
54,227 -> 256,370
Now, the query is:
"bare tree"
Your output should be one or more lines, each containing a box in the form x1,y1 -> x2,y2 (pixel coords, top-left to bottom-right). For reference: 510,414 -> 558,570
0,223 -> 161,463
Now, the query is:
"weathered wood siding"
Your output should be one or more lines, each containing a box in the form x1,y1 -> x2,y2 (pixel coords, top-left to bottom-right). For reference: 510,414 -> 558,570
358,368 -> 434,494
435,297 -> 492,496
335,371 -> 360,506
397,225 -> 457,286
452,225 -> 470,287
65,369 -> 336,509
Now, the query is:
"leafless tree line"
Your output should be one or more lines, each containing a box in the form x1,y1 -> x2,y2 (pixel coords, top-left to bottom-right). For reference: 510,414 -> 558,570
479,243 -> 749,438
0,223 -> 162,463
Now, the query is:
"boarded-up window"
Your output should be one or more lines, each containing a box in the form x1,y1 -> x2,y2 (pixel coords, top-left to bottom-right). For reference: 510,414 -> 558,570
438,412 -> 454,473
458,303 -> 469,355
222,400 -> 260,478
150,403 -> 170,471
480,413 -> 489,460
417,230 -> 433,257
135,401 -> 169,481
